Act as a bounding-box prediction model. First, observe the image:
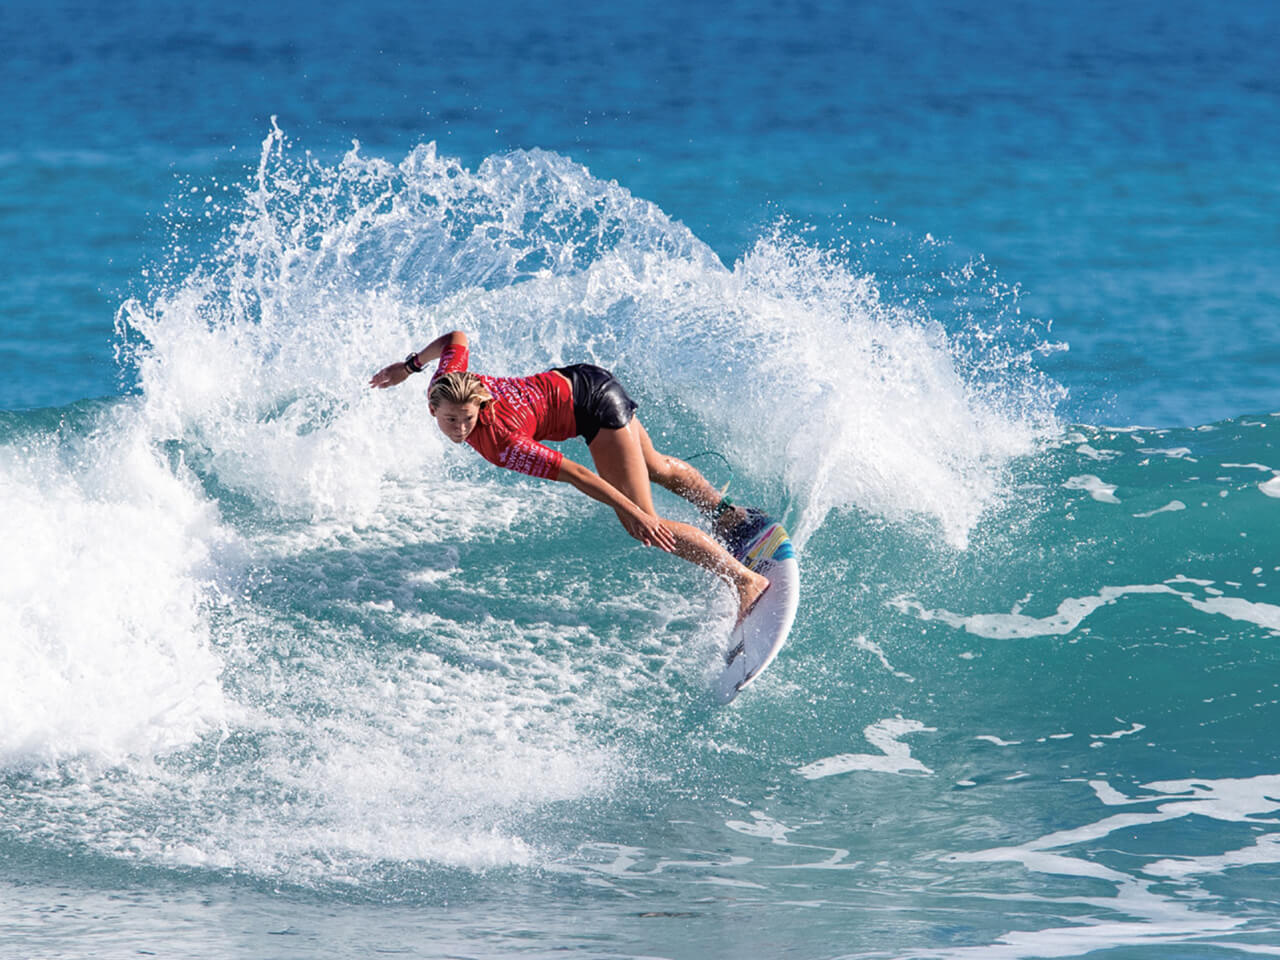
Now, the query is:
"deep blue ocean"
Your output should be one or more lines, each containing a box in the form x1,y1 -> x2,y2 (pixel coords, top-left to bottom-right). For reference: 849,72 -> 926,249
3,1 -> 1280,957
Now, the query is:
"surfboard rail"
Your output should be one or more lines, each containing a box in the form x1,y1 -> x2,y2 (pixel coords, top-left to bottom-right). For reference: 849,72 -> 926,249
713,510 -> 800,703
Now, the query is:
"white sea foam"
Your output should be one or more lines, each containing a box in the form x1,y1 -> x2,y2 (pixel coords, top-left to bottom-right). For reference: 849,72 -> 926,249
794,718 -> 935,779
851,635 -> 915,682
918,775 -> 1280,958
894,581 -> 1280,640
1184,595 -> 1280,633
890,585 -> 1179,639
1145,832 -> 1280,879
185,619 -> 619,876
975,735 -> 1022,747
1076,443 -> 1120,461
0,414 -> 235,769
1063,473 -> 1120,503
1091,722 -> 1146,740
1134,499 -> 1186,518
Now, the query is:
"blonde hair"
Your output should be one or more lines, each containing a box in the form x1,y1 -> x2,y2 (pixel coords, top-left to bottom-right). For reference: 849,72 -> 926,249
428,371 -> 493,410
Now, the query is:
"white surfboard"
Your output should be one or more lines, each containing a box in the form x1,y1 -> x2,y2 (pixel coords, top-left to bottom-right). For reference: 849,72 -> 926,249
713,510 -> 800,703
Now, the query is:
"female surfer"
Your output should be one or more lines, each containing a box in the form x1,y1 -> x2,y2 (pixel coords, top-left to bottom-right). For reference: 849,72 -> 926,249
369,331 -> 768,623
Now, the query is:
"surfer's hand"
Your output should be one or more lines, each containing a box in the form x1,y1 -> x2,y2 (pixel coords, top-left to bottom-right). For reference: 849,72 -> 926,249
624,510 -> 677,553
369,361 -> 411,389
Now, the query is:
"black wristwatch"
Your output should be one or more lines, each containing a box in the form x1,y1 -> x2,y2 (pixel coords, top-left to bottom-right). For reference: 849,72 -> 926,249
404,352 -> 425,374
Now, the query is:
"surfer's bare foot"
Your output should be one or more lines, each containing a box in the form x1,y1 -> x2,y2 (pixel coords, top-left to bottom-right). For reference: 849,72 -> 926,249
735,573 -> 770,627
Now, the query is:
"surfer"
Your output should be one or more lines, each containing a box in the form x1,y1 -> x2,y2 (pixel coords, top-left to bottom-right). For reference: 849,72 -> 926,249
370,330 -> 768,623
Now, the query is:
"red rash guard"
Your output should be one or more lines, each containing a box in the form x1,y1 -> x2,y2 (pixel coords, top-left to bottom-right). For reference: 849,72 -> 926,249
432,344 -> 576,479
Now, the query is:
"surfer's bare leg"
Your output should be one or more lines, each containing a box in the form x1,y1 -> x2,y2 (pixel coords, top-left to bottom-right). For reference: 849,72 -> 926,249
588,422 -> 767,622
631,420 -> 749,534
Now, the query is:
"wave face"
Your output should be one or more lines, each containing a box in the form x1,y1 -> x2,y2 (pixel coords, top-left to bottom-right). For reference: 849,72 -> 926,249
5,132 -> 1279,955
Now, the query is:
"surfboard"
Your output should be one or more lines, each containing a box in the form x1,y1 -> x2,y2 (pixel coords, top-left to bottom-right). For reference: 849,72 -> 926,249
712,509 -> 800,703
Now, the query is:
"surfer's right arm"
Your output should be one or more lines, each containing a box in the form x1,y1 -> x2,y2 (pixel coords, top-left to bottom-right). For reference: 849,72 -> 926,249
369,330 -> 468,389
554,458 -> 678,553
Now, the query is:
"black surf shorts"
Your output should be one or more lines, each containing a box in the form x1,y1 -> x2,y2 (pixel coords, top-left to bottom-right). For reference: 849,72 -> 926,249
554,364 -> 638,444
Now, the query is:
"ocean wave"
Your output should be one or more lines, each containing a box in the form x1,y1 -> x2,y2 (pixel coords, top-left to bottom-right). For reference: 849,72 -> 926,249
0,128 -> 1142,890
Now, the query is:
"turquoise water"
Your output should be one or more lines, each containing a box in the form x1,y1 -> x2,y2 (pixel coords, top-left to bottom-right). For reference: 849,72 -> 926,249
4,1 -> 1280,957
